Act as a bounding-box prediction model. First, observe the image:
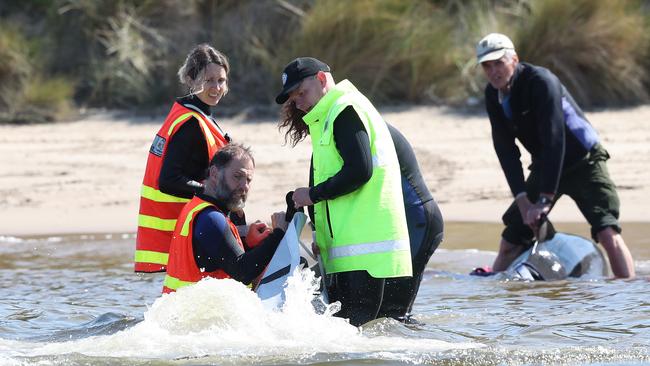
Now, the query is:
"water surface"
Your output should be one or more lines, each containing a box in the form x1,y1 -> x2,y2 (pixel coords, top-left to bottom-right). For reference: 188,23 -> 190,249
1,223 -> 649,365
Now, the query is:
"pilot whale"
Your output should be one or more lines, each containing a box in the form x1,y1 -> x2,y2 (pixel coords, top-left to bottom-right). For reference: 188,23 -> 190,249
506,220 -> 608,280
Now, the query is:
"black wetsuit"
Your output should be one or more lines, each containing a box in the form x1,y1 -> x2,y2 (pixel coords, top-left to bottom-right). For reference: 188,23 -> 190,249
378,125 -> 443,321
308,106 -> 443,325
192,193 -> 284,284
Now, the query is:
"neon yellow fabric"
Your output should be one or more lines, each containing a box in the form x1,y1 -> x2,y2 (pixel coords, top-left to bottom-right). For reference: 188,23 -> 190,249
138,214 -> 177,232
303,80 -> 411,278
163,274 -> 194,291
141,185 -> 191,203
179,202 -> 212,236
134,250 -> 169,266
168,112 -> 217,148
167,112 -> 196,135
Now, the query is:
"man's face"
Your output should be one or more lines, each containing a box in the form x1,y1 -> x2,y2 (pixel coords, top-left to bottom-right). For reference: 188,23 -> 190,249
211,156 -> 254,211
481,55 -> 518,91
287,74 -> 326,113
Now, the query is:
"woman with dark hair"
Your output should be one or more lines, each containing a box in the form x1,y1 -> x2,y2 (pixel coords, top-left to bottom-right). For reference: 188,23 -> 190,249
135,44 -> 235,273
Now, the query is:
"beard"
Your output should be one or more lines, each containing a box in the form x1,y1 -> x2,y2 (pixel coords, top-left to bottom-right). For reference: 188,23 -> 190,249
214,172 -> 247,211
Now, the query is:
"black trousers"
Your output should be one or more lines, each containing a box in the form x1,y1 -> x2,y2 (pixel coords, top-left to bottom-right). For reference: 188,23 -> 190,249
326,200 -> 444,325
378,199 -> 444,320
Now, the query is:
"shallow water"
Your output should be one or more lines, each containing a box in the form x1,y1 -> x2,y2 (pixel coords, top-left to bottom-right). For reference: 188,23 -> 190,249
1,222 -> 649,366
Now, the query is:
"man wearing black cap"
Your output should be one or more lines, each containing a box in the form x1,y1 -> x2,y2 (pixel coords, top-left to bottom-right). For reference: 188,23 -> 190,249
476,33 -> 635,278
275,57 -> 442,326
276,57 -> 412,327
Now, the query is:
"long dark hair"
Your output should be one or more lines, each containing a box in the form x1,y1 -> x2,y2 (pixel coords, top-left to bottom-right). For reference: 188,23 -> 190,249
279,102 -> 308,147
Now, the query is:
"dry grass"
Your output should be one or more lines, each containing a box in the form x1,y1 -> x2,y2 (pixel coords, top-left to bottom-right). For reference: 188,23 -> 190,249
0,24 -> 30,116
2,0 -> 650,121
515,0 -> 649,107
278,0 -> 458,103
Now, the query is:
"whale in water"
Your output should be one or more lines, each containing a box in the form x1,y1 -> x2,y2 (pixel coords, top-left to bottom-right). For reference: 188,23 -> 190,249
506,220 -> 608,281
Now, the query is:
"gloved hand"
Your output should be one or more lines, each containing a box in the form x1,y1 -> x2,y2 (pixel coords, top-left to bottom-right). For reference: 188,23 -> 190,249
246,221 -> 272,249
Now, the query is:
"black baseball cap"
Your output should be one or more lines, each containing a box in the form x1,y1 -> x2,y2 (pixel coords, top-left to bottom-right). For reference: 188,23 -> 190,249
275,57 -> 330,104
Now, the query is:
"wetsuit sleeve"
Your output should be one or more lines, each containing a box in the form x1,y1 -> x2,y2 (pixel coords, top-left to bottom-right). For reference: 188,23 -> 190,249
309,106 -> 373,203
193,209 -> 284,285
530,74 -> 565,195
159,118 -> 207,197
486,89 -> 527,197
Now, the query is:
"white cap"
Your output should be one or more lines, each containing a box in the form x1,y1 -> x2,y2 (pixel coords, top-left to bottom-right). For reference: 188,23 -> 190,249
476,33 -> 515,64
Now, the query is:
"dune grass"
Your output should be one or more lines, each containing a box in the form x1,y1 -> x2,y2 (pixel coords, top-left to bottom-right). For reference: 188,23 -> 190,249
278,0 -> 458,103
1,0 -> 650,121
0,24 -> 30,117
515,0 -> 649,107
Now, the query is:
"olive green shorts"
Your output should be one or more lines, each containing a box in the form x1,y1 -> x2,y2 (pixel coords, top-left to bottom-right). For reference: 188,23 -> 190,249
502,143 -> 621,246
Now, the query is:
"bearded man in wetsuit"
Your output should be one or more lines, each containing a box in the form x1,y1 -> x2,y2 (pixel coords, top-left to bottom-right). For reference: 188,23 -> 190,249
163,143 -> 289,293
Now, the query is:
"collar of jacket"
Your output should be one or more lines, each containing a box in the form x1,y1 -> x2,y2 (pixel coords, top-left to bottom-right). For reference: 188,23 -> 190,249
303,79 -> 356,127
497,62 -> 525,102
196,192 -> 229,214
177,94 -> 213,116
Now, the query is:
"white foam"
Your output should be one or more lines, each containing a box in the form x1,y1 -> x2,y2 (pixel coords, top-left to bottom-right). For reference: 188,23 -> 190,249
5,269 -> 480,361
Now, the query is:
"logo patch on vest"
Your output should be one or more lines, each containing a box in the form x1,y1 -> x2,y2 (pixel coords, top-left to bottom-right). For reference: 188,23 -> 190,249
150,134 -> 166,157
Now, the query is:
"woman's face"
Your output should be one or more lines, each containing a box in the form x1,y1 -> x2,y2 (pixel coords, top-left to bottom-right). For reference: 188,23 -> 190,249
196,63 -> 228,106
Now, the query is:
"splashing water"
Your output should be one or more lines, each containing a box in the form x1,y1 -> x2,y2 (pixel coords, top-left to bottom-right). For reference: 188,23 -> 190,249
2,268 -> 480,363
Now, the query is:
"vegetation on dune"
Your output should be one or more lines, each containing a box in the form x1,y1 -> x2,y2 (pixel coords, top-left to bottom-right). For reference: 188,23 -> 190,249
1,0 -> 649,123
515,0 -> 649,107
0,24 -> 31,119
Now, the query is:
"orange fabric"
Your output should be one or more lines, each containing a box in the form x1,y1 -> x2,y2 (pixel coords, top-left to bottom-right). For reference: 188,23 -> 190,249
162,196 -> 243,293
135,102 -> 228,272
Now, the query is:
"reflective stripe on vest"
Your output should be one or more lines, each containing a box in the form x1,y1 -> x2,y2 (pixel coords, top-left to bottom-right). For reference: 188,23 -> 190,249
137,214 -> 177,232
141,185 -> 191,203
328,239 -> 410,259
167,112 -> 196,135
163,274 -> 194,292
134,250 -> 169,266
179,202 -> 212,236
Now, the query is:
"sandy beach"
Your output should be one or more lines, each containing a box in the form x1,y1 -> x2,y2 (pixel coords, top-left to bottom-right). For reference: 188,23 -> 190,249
0,105 -> 648,237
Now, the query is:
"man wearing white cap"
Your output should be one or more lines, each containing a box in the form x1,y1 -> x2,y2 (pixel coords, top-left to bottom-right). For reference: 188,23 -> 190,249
476,33 -> 635,278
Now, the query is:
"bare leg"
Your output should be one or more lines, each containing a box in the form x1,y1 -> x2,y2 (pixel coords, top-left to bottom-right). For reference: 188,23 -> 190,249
492,238 -> 528,272
597,227 -> 635,278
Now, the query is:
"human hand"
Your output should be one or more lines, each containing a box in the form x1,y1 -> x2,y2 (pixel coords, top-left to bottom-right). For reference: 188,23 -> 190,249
525,195 -> 553,231
311,241 -> 320,256
292,187 -> 313,208
525,204 -> 550,229
515,194 -> 533,224
246,221 -> 272,248
271,211 -> 289,232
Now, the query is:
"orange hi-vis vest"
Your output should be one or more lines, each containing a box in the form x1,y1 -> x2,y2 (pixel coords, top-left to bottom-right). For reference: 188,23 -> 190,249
135,102 -> 229,273
162,196 -> 243,293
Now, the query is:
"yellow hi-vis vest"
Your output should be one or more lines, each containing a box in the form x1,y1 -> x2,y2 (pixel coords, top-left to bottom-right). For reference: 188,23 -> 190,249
303,79 -> 412,278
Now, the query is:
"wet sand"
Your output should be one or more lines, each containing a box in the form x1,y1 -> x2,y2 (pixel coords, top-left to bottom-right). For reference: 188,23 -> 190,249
0,105 -> 648,237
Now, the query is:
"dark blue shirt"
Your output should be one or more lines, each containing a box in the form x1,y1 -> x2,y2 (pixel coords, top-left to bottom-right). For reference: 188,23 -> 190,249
192,194 -> 284,285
